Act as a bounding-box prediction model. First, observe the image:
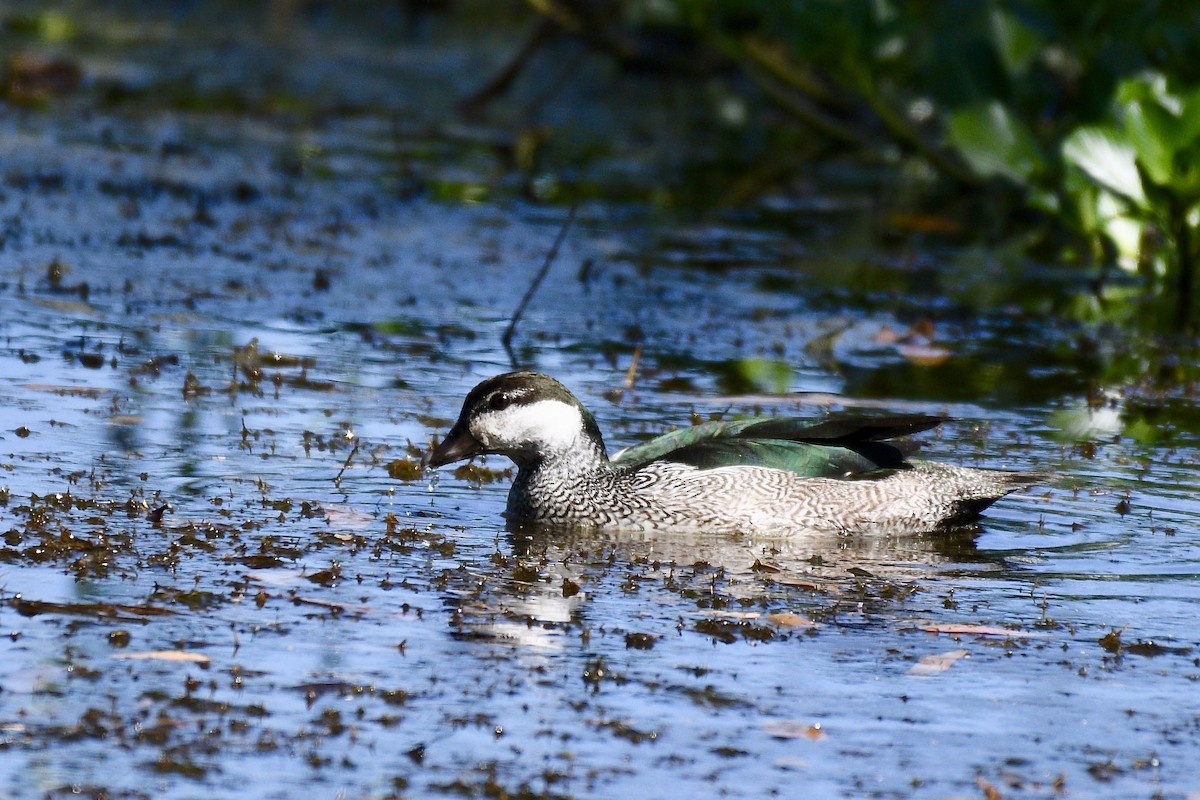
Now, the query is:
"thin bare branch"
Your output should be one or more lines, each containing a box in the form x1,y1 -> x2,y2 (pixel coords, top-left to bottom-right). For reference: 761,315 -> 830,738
502,200 -> 579,361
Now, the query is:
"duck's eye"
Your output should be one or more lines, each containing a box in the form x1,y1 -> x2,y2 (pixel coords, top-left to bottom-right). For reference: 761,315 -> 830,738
487,392 -> 513,412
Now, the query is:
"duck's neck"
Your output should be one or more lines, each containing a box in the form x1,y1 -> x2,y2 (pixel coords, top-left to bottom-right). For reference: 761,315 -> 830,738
507,433 -> 618,523
518,432 -> 611,476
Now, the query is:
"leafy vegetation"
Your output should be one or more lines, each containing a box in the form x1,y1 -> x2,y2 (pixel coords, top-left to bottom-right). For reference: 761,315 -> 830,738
520,0 -> 1200,328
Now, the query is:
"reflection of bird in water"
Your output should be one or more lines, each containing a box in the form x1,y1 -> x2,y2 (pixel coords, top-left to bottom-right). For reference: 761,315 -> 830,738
446,521 -> 989,647
508,520 -> 987,598
429,372 -> 1041,536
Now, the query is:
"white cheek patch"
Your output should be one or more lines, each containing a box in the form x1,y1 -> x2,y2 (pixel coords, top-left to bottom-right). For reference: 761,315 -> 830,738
474,400 -> 583,452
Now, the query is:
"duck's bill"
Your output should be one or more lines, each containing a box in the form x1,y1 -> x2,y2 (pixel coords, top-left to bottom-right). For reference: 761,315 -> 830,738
427,423 -> 483,468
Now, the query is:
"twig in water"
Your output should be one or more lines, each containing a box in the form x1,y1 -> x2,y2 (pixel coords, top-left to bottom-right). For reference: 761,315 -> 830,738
502,201 -> 578,358
333,439 -> 360,487
624,344 -> 641,389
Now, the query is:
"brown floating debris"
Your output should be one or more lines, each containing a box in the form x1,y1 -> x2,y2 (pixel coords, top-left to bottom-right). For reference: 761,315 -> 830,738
287,595 -> 371,615
386,457 -> 423,481
76,352 -> 105,369
624,632 -> 655,650
148,504 -> 170,525
22,383 -> 110,397
10,596 -> 176,620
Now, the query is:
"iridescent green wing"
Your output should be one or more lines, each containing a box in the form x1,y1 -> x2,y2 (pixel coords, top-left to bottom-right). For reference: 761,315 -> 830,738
611,415 -> 941,478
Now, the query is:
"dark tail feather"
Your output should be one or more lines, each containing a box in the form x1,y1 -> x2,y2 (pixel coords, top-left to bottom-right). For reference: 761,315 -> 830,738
739,414 -> 944,444
945,471 -> 1044,524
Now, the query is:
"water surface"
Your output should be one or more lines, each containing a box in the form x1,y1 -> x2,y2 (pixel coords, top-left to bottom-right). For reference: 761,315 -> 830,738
1,7 -> 1198,800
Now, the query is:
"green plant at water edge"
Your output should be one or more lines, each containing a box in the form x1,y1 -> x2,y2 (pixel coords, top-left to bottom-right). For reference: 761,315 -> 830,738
1062,76 -> 1200,327
950,72 -> 1200,330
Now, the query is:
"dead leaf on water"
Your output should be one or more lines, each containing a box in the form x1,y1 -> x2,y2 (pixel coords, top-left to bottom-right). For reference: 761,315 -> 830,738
977,776 -> 1003,800
322,504 -> 373,529
765,612 -> 816,628
897,342 -> 952,367
30,297 -> 98,316
913,622 -> 1050,639
244,569 -> 306,587
700,610 -> 761,620
874,319 -> 951,366
907,649 -> 969,676
114,650 -> 211,665
762,720 -> 825,740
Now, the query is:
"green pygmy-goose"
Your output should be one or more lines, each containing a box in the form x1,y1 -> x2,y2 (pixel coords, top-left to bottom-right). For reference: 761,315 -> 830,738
428,372 -> 1040,534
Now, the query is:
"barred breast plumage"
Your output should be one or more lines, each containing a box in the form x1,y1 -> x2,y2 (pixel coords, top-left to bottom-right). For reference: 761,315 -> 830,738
427,372 -> 1041,535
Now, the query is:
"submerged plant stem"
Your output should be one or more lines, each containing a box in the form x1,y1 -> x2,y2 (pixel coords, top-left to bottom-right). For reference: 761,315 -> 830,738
502,200 -> 577,362
334,440 -> 360,487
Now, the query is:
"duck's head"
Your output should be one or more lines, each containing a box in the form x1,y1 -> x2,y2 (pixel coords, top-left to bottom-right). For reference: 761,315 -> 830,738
427,372 -> 606,469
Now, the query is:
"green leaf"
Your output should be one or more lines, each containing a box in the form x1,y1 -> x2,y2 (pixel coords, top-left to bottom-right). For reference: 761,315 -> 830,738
1095,191 -> 1144,270
1062,126 -> 1146,208
1113,74 -> 1200,200
1117,75 -> 1190,188
1063,174 -> 1097,232
1028,188 -> 1059,214
1123,102 -> 1176,187
716,358 -> 794,394
988,7 -> 1043,78
1180,87 -> 1200,142
946,101 -> 1043,183
1061,168 -> 1145,271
